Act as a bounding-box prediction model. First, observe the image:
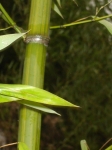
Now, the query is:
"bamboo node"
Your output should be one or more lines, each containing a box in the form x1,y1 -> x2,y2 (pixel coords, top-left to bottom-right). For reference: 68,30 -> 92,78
25,35 -> 50,46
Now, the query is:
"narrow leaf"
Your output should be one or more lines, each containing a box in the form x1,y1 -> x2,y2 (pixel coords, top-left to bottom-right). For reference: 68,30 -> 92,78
52,2 -> 63,19
56,0 -> 61,7
72,0 -> 78,6
19,100 -> 60,115
0,84 -> 79,107
0,32 -> 26,51
0,94 -> 19,103
0,94 -> 60,115
18,142 -> 30,150
94,16 -> 112,35
80,140 -> 88,150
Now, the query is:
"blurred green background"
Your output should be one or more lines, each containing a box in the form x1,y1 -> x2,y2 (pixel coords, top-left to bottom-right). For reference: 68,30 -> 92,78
0,0 -> 112,150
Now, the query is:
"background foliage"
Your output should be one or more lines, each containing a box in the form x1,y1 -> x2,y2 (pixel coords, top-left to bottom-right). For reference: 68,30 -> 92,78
0,0 -> 112,150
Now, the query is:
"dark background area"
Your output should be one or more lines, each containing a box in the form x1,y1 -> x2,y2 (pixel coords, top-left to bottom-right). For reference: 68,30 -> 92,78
0,0 -> 112,150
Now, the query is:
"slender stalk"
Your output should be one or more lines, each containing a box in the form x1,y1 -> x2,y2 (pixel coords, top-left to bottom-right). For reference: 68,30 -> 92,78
50,14 -> 112,29
0,4 -> 22,33
18,1 -> 52,150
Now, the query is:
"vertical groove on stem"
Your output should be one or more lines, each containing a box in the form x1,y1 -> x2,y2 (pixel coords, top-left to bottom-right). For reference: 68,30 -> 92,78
18,1 -> 52,150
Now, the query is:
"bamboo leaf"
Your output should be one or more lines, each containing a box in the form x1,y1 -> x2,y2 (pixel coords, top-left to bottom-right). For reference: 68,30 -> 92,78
19,100 -> 60,115
72,0 -> 78,6
94,16 -> 112,35
80,140 -> 88,150
56,0 -> 61,7
0,94 -> 60,115
18,142 -> 30,150
0,84 -> 79,107
52,2 -> 63,18
106,145 -> 112,150
0,32 -> 26,51
0,94 -> 19,103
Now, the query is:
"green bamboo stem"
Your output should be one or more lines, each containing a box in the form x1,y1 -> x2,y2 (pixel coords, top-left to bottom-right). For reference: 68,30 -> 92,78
18,1 -> 52,150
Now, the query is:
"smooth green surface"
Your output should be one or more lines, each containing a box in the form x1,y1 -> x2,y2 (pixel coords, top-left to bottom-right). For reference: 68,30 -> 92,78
97,18 -> 112,35
22,44 -> 46,87
28,1 -> 51,35
0,33 -> 26,51
52,2 -> 63,18
56,0 -> 61,7
106,145 -> 112,150
0,1 -> 112,150
0,94 -> 19,102
0,84 -> 78,107
80,140 -> 88,150
0,83 -> 78,115
18,142 -> 30,150
19,101 -> 60,115
0,93 -> 60,114
18,1 -> 52,150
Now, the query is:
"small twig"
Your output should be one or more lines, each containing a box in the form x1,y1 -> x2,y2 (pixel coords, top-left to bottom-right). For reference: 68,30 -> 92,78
0,3 -> 22,33
72,0 -> 78,6
99,138 -> 112,150
96,0 -> 112,16
0,26 -> 13,31
72,16 -> 92,23
0,142 -> 18,148
50,14 -> 112,29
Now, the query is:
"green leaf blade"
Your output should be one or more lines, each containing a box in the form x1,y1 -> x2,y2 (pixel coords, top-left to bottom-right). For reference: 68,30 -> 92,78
52,2 -> 63,19
19,100 -> 61,115
72,0 -> 78,6
0,84 -> 79,107
80,140 -> 88,150
0,95 -> 19,103
98,19 -> 112,34
0,32 -> 26,51
93,16 -> 112,35
56,0 -> 61,7
106,145 -> 112,150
